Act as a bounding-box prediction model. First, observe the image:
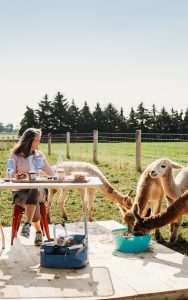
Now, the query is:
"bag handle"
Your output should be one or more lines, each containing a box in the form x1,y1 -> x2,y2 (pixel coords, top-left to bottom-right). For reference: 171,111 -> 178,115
53,222 -> 67,241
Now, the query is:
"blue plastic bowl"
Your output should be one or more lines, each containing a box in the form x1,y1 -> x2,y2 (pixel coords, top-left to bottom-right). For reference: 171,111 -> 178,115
111,228 -> 151,253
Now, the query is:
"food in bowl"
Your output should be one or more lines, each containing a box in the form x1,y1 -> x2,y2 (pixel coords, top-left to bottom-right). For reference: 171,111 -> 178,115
111,228 -> 151,253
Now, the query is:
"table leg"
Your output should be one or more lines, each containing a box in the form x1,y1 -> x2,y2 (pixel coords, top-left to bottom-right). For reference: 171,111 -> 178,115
83,188 -> 88,245
0,216 -> 5,250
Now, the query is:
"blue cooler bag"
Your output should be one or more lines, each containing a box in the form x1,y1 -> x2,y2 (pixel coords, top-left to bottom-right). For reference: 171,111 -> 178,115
40,234 -> 88,269
41,195 -> 89,269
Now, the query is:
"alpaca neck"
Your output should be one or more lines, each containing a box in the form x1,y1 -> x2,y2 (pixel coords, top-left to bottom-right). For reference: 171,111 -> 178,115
100,186 -> 130,210
134,172 -> 151,213
161,172 -> 181,200
142,195 -> 188,230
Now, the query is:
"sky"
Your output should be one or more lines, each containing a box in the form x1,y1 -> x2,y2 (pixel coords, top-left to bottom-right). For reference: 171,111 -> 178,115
0,0 -> 188,127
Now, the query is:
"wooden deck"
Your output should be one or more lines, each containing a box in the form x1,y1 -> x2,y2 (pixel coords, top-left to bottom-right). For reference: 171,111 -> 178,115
0,220 -> 188,300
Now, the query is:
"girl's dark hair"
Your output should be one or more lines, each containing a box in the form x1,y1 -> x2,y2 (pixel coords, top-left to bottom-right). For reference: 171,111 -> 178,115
13,128 -> 42,157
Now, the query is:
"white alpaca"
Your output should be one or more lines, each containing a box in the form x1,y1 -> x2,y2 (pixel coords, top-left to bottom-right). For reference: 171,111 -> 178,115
122,158 -> 184,242
149,158 -> 186,200
47,161 -> 132,222
148,158 -> 186,241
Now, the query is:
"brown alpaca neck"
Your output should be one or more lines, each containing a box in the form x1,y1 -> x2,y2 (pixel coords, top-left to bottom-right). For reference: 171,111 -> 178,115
142,194 -> 188,230
100,186 -> 130,209
131,170 -> 163,216
161,172 -> 180,200
134,172 -> 156,212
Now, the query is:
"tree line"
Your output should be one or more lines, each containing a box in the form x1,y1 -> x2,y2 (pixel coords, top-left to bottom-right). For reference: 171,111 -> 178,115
0,123 -> 16,133
15,91 -> 188,135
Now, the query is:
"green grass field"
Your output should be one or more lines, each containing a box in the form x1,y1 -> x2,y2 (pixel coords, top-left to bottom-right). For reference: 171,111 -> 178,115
1,141 -> 188,255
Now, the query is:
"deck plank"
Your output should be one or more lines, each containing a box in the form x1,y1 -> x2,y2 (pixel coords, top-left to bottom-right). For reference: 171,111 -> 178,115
0,221 -> 188,299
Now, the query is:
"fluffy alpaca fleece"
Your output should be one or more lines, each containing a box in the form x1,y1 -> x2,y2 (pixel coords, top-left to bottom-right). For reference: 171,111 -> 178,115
120,162 -> 165,241
47,161 -> 132,221
133,190 -> 188,237
122,158 -> 184,242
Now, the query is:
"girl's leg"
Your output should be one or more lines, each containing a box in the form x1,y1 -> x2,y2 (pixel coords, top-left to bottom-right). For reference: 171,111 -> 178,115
21,189 -> 39,238
32,196 -> 43,246
25,204 -> 37,223
32,203 -> 42,232
25,189 -> 39,222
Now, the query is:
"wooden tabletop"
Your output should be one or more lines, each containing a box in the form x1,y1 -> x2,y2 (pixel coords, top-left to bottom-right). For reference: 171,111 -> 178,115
0,176 -> 103,189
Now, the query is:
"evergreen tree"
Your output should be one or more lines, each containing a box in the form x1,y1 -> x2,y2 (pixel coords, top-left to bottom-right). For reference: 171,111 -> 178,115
103,103 -> 121,132
19,106 -> 38,136
127,107 -> 138,132
93,102 -> 106,131
67,99 -> 80,132
136,102 -> 149,132
182,109 -> 188,133
51,92 -> 69,133
148,104 -> 158,132
155,107 -> 171,132
178,110 -> 184,133
78,101 -> 95,132
37,94 -> 53,135
118,107 -> 127,132
170,108 -> 183,133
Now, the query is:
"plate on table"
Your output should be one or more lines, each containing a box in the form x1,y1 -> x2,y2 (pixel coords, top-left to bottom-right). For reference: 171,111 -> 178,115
70,172 -> 88,182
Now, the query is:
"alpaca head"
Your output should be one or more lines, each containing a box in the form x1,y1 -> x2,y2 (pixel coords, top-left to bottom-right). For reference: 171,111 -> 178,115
117,189 -> 133,211
132,204 -> 152,236
116,190 -> 134,231
122,202 -> 146,234
149,158 -> 183,178
123,209 -> 136,232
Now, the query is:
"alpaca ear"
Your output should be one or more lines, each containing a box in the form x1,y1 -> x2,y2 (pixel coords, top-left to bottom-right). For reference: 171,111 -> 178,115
133,204 -> 143,223
127,189 -> 133,197
144,208 -> 151,218
123,190 -> 133,208
133,203 -> 138,215
170,160 -> 184,169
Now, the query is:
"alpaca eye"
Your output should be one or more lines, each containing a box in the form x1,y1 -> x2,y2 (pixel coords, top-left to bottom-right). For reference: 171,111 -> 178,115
161,165 -> 166,168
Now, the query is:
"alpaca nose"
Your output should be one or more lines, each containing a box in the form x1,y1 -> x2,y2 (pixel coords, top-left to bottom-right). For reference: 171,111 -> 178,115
151,170 -> 155,175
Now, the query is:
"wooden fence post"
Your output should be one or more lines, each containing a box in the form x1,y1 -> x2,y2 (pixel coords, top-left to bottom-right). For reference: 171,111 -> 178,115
136,130 -> 141,172
48,133 -> 51,156
93,130 -> 98,163
66,132 -> 71,159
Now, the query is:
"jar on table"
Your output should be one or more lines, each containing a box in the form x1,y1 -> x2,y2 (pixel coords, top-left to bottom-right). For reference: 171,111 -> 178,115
29,170 -> 36,180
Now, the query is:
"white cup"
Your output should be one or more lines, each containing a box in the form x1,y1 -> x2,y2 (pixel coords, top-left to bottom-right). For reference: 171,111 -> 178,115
57,168 -> 65,180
